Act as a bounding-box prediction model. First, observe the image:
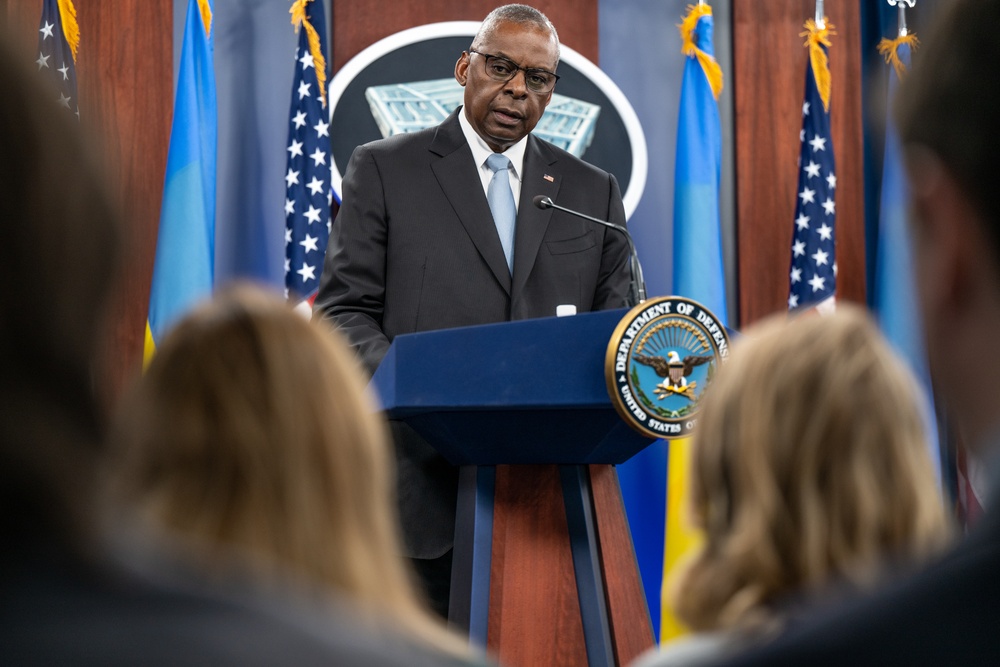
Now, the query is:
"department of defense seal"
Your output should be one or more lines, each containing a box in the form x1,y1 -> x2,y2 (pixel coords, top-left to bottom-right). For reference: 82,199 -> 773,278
605,296 -> 729,439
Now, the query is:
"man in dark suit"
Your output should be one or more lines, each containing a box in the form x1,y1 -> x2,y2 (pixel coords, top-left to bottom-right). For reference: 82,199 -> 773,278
315,4 -> 631,615
0,32 -> 464,666
715,0 -> 1000,663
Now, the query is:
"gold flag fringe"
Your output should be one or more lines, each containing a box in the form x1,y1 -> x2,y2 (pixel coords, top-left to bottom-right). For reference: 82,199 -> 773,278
56,0 -> 79,62
290,0 -> 328,107
196,0 -> 213,38
878,33 -> 919,80
678,3 -> 723,99
801,18 -> 836,112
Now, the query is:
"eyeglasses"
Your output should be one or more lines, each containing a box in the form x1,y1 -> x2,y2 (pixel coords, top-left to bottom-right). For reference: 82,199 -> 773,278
468,49 -> 560,94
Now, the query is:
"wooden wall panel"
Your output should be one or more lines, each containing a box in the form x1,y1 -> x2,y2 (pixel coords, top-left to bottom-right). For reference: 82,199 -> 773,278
81,1 -> 172,404
333,0 -> 599,69
733,0 -> 864,327
0,1 -> 36,44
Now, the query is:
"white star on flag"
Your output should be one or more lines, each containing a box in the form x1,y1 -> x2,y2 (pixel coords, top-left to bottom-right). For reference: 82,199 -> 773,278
809,135 -> 827,152
300,234 -> 319,253
304,205 -> 322,224
306,177 -> 324,196
296,263 -> 316,281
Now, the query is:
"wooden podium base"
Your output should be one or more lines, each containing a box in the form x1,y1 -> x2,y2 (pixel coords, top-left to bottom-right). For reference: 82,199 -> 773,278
450,464 -> 655,666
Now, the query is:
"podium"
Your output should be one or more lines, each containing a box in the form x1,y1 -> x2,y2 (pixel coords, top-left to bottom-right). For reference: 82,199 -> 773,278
371,309 -> 657,666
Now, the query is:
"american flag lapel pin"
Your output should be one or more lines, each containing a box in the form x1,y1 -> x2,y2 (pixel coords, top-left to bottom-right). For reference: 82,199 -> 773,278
543,174 -> 555,182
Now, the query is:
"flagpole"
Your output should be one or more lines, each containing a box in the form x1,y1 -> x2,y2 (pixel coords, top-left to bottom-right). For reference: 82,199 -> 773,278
887,0 -> 916,38
815,0 -> 825,29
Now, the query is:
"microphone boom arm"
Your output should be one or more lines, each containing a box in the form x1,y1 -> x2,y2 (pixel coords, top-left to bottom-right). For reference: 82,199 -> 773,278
533,195 -> 647,307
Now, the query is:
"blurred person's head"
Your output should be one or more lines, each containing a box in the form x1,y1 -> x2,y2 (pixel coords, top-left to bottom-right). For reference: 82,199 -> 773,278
673,306 -> 949,633
0,32 -> 120,546
895,0 -> 1000,448
107,284 -> 467,656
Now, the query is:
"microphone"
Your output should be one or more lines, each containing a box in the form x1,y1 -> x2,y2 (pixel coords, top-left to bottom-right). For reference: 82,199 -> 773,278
533,195 -> 647,307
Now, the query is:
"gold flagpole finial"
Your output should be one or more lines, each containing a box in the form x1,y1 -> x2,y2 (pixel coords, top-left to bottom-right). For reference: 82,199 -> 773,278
290,0 -> 328,107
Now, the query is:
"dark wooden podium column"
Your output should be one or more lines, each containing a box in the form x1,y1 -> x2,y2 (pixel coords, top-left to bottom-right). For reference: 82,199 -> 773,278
483,464 -> 654,667
489,465 -> 590,666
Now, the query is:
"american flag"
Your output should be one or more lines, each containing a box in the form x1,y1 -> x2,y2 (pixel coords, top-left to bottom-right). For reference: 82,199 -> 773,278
284,0 -> 331,302
788,22 -> 836,312
36,0 -> 79,118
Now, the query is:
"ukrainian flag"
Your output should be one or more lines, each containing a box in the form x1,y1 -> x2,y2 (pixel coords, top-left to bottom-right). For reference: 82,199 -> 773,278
663,2 -> 727,642
145,0 -> 216,363
874,34 -> 941,481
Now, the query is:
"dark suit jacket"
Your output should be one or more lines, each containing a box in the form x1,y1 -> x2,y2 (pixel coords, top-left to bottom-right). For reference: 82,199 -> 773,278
315,109 -> 631,558
717,502 -> 1000,665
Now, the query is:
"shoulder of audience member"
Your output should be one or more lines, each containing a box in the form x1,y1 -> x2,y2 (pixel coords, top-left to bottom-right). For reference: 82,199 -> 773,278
0,528 -> 484,666
630,631 -> 748,667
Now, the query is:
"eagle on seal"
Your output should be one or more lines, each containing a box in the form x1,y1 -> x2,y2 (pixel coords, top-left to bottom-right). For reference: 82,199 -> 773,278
634,350 -> 713,383
634,350 -> 713,399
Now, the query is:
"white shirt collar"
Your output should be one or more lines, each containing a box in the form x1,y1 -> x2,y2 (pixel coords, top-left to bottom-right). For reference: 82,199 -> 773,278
458,106 -> 527,180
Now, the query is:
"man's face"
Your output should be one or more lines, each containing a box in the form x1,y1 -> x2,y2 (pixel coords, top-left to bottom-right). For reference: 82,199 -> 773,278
455,21 -> 559,153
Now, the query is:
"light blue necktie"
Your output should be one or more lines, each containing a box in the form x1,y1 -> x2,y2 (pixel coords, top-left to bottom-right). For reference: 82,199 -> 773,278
486,153 -> 516,274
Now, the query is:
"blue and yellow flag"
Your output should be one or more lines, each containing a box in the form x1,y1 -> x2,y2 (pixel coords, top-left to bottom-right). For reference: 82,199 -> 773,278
874,33 -> 941,481
145,0 -> 217,363
672,3 -> 725,317
661,2 -> 727,643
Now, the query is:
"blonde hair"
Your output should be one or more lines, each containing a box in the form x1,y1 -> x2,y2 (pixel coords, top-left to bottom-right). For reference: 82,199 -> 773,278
108,284 -> 467,656
673,305 -> 950,632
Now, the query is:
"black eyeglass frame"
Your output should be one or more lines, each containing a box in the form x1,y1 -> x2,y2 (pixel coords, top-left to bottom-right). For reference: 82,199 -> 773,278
467,49 -> 561,94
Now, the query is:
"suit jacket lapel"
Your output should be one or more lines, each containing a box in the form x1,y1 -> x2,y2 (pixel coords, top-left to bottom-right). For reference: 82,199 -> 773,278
429,111 -> 512,295
512,135 -> 561,297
